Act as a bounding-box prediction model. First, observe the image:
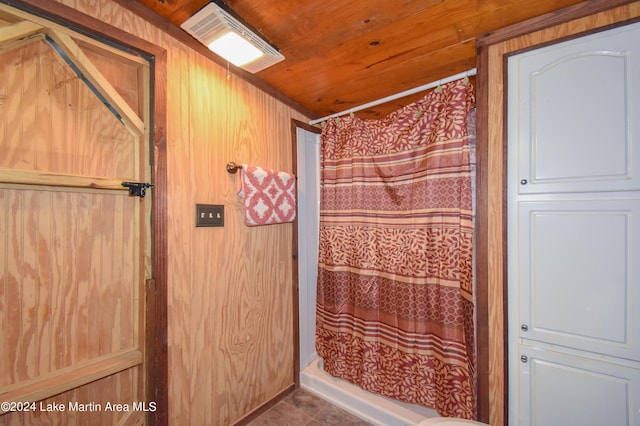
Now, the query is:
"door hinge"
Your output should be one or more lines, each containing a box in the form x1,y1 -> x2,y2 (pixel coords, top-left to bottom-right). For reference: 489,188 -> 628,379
122,182 -> 154,198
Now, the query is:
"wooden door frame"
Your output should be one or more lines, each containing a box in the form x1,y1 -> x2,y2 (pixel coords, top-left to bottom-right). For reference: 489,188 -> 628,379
3,1 -> 169,424
475,1 -> 639,424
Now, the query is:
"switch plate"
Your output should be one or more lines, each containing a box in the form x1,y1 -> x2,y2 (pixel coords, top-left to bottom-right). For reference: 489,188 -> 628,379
196,204 -> 224,227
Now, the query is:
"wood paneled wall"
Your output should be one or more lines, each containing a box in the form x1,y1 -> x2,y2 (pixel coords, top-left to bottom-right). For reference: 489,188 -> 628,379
11,0 -> 308,425
38,1 -> 310,425
477,2 -> 640,425
167,46 -> 306,425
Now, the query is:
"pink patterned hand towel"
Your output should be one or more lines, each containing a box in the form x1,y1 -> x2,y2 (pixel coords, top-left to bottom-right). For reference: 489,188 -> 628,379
239,165 -> 296,226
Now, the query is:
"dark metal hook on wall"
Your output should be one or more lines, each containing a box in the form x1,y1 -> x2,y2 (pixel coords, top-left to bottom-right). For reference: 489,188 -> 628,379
226,162 -> 242,174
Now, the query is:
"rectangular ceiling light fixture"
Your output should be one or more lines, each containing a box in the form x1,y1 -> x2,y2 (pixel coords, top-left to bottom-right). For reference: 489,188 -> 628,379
180,2 -> 284,73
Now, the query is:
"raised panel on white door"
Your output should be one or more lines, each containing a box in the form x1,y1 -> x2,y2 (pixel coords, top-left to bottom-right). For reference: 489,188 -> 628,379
519,346 -> 639,426
510,22 -> 640,194
518,198 -> 639,360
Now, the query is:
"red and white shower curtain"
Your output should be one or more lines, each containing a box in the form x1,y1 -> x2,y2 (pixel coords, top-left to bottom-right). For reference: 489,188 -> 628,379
316,78 -> 476,418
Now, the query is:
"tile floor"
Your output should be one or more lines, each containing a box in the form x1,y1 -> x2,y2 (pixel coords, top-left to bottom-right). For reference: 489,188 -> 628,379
247,388 -> 374,426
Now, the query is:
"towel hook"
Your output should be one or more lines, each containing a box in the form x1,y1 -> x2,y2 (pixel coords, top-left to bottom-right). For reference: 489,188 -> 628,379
226,162 -> 242,174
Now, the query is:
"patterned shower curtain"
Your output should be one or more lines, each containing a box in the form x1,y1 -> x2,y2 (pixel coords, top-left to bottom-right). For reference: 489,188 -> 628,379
316,78 -> 476,418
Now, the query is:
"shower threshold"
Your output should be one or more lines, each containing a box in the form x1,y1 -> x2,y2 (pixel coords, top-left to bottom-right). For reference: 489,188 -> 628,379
300,357 -> 439,426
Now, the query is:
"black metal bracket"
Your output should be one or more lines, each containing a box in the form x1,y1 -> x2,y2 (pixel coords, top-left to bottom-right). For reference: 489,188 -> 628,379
122,182 -> 154,198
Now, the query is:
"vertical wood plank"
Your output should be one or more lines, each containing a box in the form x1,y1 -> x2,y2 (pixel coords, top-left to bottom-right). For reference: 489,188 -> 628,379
2,45 -> 25,169
114,194 -> 127,351
0,190 -> 6,388
21,44 -> 38,171
35,191 -> 52,377
4,190 -> 24,386
188,52 -> 216,426
486,40 -> 506,426
74,191 -> 90,364
0,54 -> 6,161
65,190 -> 80,368
165,41 -> 194,423
98,193 -> 115,356
22,190 -> 39,381
50,191 -> 67,371
34,42 -> 51,172
66,67 -> 80,179
49,47 -> 72,175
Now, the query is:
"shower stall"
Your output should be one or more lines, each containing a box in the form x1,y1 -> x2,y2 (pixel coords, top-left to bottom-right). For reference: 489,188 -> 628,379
295,126 -> 438,425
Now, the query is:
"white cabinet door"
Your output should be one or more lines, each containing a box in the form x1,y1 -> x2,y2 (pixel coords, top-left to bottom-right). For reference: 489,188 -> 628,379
519,345 -> 640,426
511,23 -> 640,195
517,197 -> 640,361
508,21 -> 640,426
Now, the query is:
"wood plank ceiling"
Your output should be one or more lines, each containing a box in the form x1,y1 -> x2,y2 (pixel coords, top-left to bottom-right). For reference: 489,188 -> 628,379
134,0 -> 585,119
